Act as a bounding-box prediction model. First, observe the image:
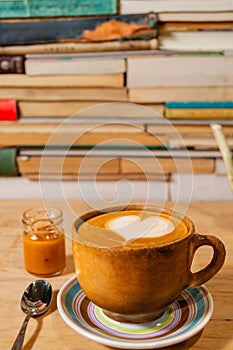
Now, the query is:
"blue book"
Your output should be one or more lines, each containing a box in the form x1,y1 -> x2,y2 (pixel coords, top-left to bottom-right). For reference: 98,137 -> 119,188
0,13 -> 157,46
166,101 -> 233,109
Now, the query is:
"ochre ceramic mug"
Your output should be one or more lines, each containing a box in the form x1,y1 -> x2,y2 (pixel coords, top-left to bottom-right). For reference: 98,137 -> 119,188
72,205 -> 226,323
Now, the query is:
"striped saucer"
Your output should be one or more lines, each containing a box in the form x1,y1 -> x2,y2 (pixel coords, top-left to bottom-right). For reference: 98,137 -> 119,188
57,276 -> 213,349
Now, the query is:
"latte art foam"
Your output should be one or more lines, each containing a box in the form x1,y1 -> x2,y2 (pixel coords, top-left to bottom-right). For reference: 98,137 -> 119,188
76,210 -> 188,247
107,215 -> 175,241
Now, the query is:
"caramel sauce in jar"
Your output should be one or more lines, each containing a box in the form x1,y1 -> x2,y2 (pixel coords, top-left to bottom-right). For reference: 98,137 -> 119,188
23,208 -> 66,276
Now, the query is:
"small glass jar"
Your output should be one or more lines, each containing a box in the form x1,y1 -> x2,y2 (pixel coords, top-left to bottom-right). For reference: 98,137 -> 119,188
22,207 -> 66,276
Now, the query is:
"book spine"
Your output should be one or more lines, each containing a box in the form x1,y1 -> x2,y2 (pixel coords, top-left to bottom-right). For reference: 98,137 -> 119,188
0,39 -> 158,55
0,1 -> 28,19
0,0 -> 117,18
0,13 -> 157,46
165,108 -> 233,119
0,147 -> 19,176
0,56 -> 25,74
120,0 -> 233,14
166,101 -> 233,109
30,0 -> 117,17
0,123 -> 165,147
0,99 -> 18,121
24,58 -> 126,76
0,87 -> 128,101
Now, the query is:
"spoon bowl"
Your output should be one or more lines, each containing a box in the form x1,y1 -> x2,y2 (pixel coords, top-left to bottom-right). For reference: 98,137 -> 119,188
11,280 -> 53,350
21,279 -> 52,316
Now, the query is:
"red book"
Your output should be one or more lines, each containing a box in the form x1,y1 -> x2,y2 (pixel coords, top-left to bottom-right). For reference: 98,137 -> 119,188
0,99 -> 17,121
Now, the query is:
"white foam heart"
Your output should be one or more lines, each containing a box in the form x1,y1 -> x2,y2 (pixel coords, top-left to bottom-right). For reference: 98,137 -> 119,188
106,215 -> 174,241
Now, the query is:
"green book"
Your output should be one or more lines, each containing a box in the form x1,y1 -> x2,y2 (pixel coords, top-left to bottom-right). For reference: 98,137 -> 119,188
0,1 -> 28,18
0,0 -> 117,18
0,147 -> 19,176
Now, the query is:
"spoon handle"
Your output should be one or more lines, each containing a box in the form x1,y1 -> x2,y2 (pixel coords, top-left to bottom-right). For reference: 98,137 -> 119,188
11,314 -> 31,350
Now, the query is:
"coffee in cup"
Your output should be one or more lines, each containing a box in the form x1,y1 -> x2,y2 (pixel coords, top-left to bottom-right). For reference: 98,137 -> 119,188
73,205 -> 225,323
77,208 -> 188,247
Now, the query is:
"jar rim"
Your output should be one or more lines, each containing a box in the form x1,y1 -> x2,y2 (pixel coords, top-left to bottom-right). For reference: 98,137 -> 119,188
22,207 -> 63,225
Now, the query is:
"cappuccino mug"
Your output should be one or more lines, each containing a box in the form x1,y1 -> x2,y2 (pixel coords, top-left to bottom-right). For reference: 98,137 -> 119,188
72,205 -> 225,323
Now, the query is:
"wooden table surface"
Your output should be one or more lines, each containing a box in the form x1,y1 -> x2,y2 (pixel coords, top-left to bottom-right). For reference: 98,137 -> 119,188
1,200 -> 232,350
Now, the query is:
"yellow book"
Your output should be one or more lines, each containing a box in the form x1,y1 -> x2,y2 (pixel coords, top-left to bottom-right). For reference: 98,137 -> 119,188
0,74 -> 124,88
166,108 -> 233,119
129,86 -> 233,103
19,101 -> 164,118
0,87 -> 127,101
0,122 -> 164,147
121,157 -> 215,174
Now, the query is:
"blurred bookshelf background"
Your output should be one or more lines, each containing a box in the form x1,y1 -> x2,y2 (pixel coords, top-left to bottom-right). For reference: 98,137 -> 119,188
0,0 -> 233,200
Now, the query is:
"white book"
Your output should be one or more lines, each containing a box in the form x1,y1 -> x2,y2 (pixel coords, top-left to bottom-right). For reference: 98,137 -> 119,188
159,32 -> 233,52
25,57 -> 126,76
158,12 -> 233,22
120,0 -> 233,14
127,56 -> 233,87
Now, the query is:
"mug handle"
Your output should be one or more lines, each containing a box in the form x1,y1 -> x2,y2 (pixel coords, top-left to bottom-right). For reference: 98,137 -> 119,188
188,233 -> 226,287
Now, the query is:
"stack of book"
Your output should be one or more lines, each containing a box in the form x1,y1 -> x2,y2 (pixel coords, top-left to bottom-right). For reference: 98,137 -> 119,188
127,54 -> 233,148
0,5 -> 157,131
0,0 -> 159,181
0,54 -> 128,107
0,0 -> 233,185
125,0 -> 233,157
121,0 -> 233,52
0,8 -> 157,55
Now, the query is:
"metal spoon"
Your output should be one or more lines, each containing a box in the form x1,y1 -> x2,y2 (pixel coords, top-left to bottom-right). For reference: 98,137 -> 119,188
11,280 -> 53,350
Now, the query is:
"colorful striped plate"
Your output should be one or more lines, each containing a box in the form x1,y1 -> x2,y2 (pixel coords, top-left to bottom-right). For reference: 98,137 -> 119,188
57,276 -> 213,349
